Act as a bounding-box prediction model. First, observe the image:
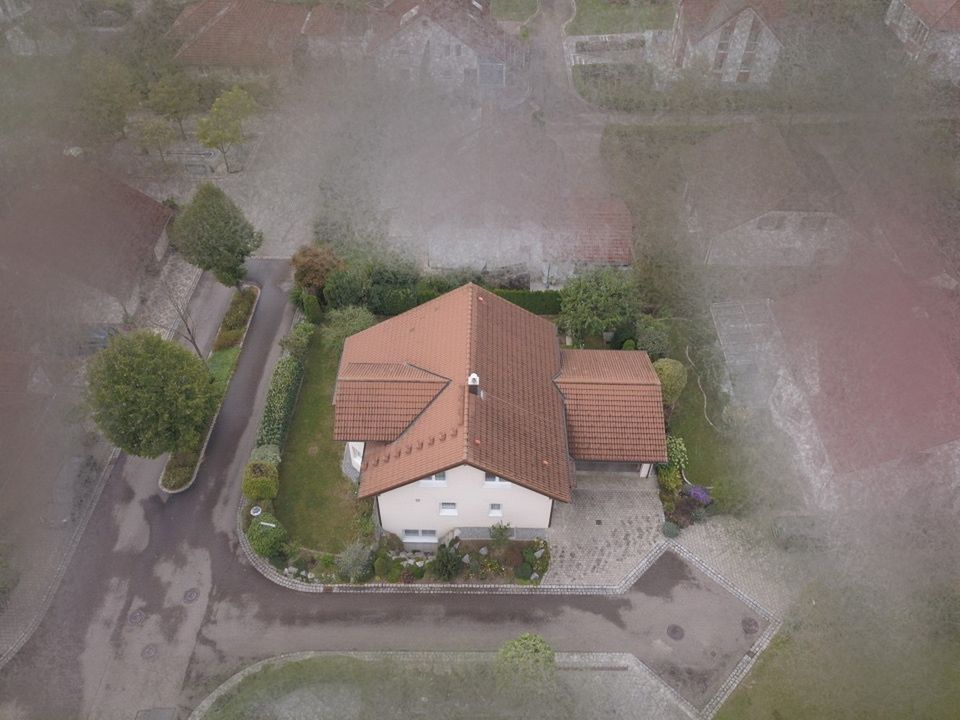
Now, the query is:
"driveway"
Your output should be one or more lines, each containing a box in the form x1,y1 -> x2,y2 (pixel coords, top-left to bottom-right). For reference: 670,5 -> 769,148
546,470 -> 665,588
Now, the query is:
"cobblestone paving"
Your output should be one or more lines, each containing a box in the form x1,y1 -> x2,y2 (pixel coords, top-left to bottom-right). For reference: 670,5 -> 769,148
135,253 -> 202,336
545,471 -> 665,587
675,516 -> 798,618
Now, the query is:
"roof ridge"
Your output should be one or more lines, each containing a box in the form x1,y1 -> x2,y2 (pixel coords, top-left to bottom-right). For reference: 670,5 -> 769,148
462,283 -> 478,459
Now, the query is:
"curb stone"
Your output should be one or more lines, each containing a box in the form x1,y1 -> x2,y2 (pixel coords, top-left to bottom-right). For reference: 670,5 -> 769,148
160,283 -> 261,494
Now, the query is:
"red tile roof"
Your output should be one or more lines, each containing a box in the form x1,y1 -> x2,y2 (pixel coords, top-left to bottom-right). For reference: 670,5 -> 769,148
0,159 -> 172,302
337,285 -> 575,501
774,251 -> 960,474
907,0 -> 960,30
170,0 -> 317,68
555,350 -> 667,463
545,198 -> 634,267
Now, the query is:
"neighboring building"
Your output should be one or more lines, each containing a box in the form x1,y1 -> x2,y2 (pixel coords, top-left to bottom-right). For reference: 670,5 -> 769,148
885,0 -> 960,83
671,0 -> 786,84
333,284 -> 666,546
369,0 -> 528,90
0,160 -> 174,324
680,123 -> 850,266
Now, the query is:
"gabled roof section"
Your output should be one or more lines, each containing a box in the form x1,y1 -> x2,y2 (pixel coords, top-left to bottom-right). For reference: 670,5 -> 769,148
907,0 -> 960,30
681,123 -> 843,236
335,284 -> 574,501
555,350 -> 667,463
0,159 -> 172,302
680,0 -> 788,43
333,363 -> 448,441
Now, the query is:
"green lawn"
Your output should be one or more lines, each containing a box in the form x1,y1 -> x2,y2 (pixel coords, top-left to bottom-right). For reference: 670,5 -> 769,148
492,0 -> 538,21
274,333 -> 367,553
567,0 -> 674,36
208,346 -> 240,395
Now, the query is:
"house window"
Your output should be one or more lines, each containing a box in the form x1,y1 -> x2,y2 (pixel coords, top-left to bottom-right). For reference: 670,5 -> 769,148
737,69 -> 751,83
403,529 -> 438,542
757,214 -> 786,231
639,463 -> 651,478
439,501 -> 458,516
800,215 -> 828,232
713,22 -> 734,75
489,503 -> 503,517
419,471 -> 447,487
485,473 -> 511,487
348,442 -> 364,471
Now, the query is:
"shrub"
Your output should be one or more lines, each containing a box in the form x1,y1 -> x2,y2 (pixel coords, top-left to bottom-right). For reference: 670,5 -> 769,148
621,339 -> 636,350
610,320 -> 636,349
515,561 -> 533,580
662,520 -> 681,538
291,244 -> 341,294
635,316 -> 671,360
212,328 -> 243,351
434,541 -> 462,581
242,460 -> 279,500
222,287 -> 257,332
530,538 -> 550,576
496,633 -> 556,683
336,540 -> 374,583
687,484 -> 713,506
658,465 -> 682,496
373,556 -> 392,579
323,265 -> 369,308
415,284 -> 442,305
559,268 -> 638,344
653,358 -> 687,406
250,444 -> 281,465
367,284 -> 417,315
493,289 -> 562,315
279,321 -> 315,361
256,355 -> 304,446
303,293 -> 322,324
666,435 -> 689,470
319,306 -> 376,352
489,522 -> 512,548
246,514 -> 288,559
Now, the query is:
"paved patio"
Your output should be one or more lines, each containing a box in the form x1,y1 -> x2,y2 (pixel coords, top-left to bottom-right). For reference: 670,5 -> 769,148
546,471 -> 666,587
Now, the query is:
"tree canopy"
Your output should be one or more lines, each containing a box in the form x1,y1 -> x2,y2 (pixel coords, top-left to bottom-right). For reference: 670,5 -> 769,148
496,633 -> 556,684
87,332 -> 217,458
291,244 -> 342,295
148,71 -> 199,139
197,86 -> 256,171
172,183 -> 262,286
653,358 -> 688,407
559,268 -> 638,344
79,53 -> 138,138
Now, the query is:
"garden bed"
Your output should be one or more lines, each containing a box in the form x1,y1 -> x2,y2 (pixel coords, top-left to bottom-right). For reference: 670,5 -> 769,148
159,285 -> 258,492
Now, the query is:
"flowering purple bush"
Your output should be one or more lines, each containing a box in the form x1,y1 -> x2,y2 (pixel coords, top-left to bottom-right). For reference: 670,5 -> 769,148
687,485 -> 713,506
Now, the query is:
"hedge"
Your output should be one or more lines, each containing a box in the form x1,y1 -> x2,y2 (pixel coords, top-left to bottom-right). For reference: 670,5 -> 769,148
246,513 -> 288,559
492,289 -> 561,315
242,459 -> 279,501
256,355 -> 304,447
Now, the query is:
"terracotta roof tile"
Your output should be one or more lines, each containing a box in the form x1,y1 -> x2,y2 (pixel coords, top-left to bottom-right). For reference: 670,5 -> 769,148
336,284 -> 575,501
555,350 -> 667,463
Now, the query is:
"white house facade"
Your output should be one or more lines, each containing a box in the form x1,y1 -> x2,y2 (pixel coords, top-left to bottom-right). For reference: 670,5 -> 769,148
886,0 -> 960,84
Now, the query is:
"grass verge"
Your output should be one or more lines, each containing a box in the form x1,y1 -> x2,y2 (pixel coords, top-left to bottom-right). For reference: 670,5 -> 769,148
567,0 -> 674,36
273,332 -> 368,553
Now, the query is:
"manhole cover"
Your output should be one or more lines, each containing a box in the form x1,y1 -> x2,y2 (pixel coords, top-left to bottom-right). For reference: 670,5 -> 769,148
742,617 -> 760,635
595,519 -> 602,526
666,624 -> 685,641
127,609 -> 145,626
183,588 -> 200,604
141,643 -> 159,660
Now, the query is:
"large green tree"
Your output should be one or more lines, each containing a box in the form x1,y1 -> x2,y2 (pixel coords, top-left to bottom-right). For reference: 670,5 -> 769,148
196,86 -> 255,172
135,118 -> 177,164
148,71 -> 200,139
79,53 -> 138,138
559,268 -> 638,345
87,332 -> 217,458
172,183 -> 263,286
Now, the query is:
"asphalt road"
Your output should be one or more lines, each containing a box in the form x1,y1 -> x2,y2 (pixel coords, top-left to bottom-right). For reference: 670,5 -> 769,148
0,260 -> 757,719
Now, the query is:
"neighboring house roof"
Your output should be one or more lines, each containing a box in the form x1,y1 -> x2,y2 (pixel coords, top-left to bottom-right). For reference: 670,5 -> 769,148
545,198 -> 634,267
555,350 -> 667,463
905,0 -> 960,31
0,160 -> 172,303
170,0 -> 350,68
681,123 -> 843,236
773,251 -> 960,474
678,0 -> 788,43
336,284 -> 575,501
369,0 -> 522,65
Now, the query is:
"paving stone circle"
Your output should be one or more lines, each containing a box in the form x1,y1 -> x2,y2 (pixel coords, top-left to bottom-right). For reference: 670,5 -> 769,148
666,624 -> 685,641
127,609 -> 145,626
183,588 -> 200,604
141,643 -> 159,660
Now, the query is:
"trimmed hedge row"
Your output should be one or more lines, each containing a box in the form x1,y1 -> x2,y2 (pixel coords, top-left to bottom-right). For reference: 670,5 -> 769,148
256,355 -> 304,447
492,289 -> 561,315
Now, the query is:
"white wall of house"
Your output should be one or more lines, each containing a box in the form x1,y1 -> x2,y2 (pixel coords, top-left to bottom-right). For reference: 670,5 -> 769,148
375,16 -> 480,88
685,9 -> 781,84
376,463 -> 553,542
705,211 -> 850,266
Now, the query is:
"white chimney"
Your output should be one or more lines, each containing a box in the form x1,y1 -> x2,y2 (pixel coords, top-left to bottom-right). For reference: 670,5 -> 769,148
467,373 -> 480,394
